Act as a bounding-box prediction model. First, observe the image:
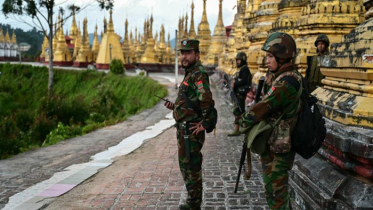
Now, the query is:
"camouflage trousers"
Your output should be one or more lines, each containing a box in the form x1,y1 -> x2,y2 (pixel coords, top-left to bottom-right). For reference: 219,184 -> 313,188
176,126 -> 205,208
233,94 -> 246,124
260,147 -> 295,210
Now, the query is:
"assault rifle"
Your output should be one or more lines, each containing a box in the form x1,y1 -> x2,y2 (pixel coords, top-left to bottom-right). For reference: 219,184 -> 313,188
223,73 -> 242,113
234,76 -> 265,193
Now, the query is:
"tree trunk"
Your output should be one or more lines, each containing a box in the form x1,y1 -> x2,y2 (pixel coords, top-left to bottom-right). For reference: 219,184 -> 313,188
48,12 -> 54,97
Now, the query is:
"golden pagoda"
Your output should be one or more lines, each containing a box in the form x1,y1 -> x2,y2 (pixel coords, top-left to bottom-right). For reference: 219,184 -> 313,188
294,0 -> 365,74
233,0 -> 247,52
135,30 -> 143,63
222,0 -> 244,75
53,13 -> 72,66
165,32 -> 173,64
73,17 -> 94,67
69,9 -> 78,44
140,14 -> 158,63
92,24 -> 100,61
122,18 -> 131,64
72,22 -> 81,59
189,1 -> 197,39
4,29 -> 11,43
196,0 -> 212,63
95,10 -> 125,69
205,0 -> 227,66
248,0 -> 282,79
132,28 -> 140,63
288,1 -> 372,209
40,35 -> 49,61
52,24 -> 58,55
0,28 -> 3,42
184,12 -> 189,40
11,30 -> 16,44
241,1 -> 253,52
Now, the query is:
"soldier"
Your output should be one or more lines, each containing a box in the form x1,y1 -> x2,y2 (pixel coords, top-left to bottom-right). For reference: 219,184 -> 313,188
163,39 -> 216,210
227,52 -> 252,136
240,32 -> 302,209
305,34 -> 330,92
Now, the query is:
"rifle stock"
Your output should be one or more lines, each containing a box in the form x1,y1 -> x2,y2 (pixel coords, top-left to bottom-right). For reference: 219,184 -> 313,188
234,76 -> 265,193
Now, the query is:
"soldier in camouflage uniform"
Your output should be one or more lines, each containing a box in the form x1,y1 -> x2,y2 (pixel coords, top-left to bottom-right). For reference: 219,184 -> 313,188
164,39 -> 216,210
305,34 -> 330,92
228,52 -> 252,136
240,32 -> 302,210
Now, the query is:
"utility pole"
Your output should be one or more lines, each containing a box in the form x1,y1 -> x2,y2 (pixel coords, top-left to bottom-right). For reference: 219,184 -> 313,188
175,30 -> 178,89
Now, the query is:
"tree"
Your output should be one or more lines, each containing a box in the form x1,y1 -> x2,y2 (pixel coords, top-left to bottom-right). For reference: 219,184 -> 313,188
2,0 -> 114,96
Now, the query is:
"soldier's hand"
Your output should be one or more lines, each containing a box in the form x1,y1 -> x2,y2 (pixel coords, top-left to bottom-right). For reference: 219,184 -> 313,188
190,120 -> 205,135
164,100 -> 174,110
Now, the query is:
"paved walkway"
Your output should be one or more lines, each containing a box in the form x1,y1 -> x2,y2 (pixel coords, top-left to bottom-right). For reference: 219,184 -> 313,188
1,72 -> 300,209
45,74 -> 271,210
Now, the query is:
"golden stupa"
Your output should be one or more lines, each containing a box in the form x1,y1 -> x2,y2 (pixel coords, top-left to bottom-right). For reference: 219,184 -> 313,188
189,1 -> 197,39
196,0 -> 212,63
205,0 -> 227,66
95,10 -> 125,69
122,19 -> 131,64
53,13 -> 72,66
92,24 -> 100,61
73,17 -> 94,67
69,10 -> 78,44
140,14 -> 158,63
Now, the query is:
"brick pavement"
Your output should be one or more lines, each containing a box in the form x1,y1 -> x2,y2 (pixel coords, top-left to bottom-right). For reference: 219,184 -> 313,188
46,84 -> 279,210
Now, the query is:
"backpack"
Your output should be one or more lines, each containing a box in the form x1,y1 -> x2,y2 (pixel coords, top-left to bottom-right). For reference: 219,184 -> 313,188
291,77 -> 327,159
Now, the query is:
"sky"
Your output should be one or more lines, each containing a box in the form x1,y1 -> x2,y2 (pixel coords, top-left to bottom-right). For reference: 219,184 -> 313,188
0,0 -> 237,40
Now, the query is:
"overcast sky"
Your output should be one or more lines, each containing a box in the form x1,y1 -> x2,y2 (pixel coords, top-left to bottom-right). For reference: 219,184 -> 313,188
0,0 -> 237,40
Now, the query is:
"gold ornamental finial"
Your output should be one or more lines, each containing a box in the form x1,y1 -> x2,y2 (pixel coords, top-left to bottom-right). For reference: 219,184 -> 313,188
108,9 -> 114,32
189,0 -> 196,38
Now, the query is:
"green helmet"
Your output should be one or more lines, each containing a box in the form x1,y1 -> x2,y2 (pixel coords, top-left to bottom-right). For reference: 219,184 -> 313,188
261,32 -> 297,59
235,52 -> 247,61
314,34 -> 330,47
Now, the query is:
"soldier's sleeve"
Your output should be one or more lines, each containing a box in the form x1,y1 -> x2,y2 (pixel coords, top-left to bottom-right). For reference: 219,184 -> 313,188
240,79 -> 299,128
192,71 -> 215,128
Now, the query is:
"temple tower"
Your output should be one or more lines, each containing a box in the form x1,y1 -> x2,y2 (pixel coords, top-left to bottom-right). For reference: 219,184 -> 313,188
196,0 -> 212,63
92,24 -> 100,61
54,12 -> 73,66
73,17 -> 94,67
247,0 -> 281,77
0,29 -> 4,60
95,10 -> 125,69
289,1 -> 373,209
122,19 -> 131,64
205,0 -> 227,66
140,14 -> 158,63
189,1 -> 197,39
69,9 -> 78,44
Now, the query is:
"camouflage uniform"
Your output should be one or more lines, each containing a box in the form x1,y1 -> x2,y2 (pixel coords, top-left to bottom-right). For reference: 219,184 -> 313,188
240,32 -> 301,210
305,34 -> 330,92
174,39 -> 215,209
232,52 -> 252,124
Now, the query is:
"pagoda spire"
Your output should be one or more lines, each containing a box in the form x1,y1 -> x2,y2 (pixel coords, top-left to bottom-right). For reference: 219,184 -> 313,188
74,17 -> 94,66
11,30 -> 17,44
189,1 -> 197,39
108,10 -> 114,32
184,11 -> 188,39
205,0 -> 226,66
0,28 -> 4,42
69,8 -> 78,44
197,0 -> 212,62
92,24 -> 100,56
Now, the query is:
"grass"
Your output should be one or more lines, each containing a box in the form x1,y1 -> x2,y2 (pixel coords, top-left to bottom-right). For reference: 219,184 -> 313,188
0,63 -> 167,159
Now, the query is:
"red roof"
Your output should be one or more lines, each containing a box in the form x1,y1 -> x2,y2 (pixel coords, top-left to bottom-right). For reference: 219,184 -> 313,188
65,35 -> 73,40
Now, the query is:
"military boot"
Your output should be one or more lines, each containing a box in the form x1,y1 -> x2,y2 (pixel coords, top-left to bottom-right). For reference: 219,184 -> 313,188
179,204 -> 201,210
227,129 -> 240,136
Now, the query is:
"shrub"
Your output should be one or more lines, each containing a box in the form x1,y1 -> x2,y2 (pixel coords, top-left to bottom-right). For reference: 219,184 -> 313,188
110,59 -> 125,74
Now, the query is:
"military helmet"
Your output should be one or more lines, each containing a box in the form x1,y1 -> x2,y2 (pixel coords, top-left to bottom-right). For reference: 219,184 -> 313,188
235,52 -> 247,61
261,32 -> 297,59
314,34 -> 330,47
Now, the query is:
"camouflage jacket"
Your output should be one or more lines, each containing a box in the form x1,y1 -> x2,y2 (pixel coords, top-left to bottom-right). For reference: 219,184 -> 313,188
305,52 -> 326,92
173,60 -> 215,129
240,63 -> 301,129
